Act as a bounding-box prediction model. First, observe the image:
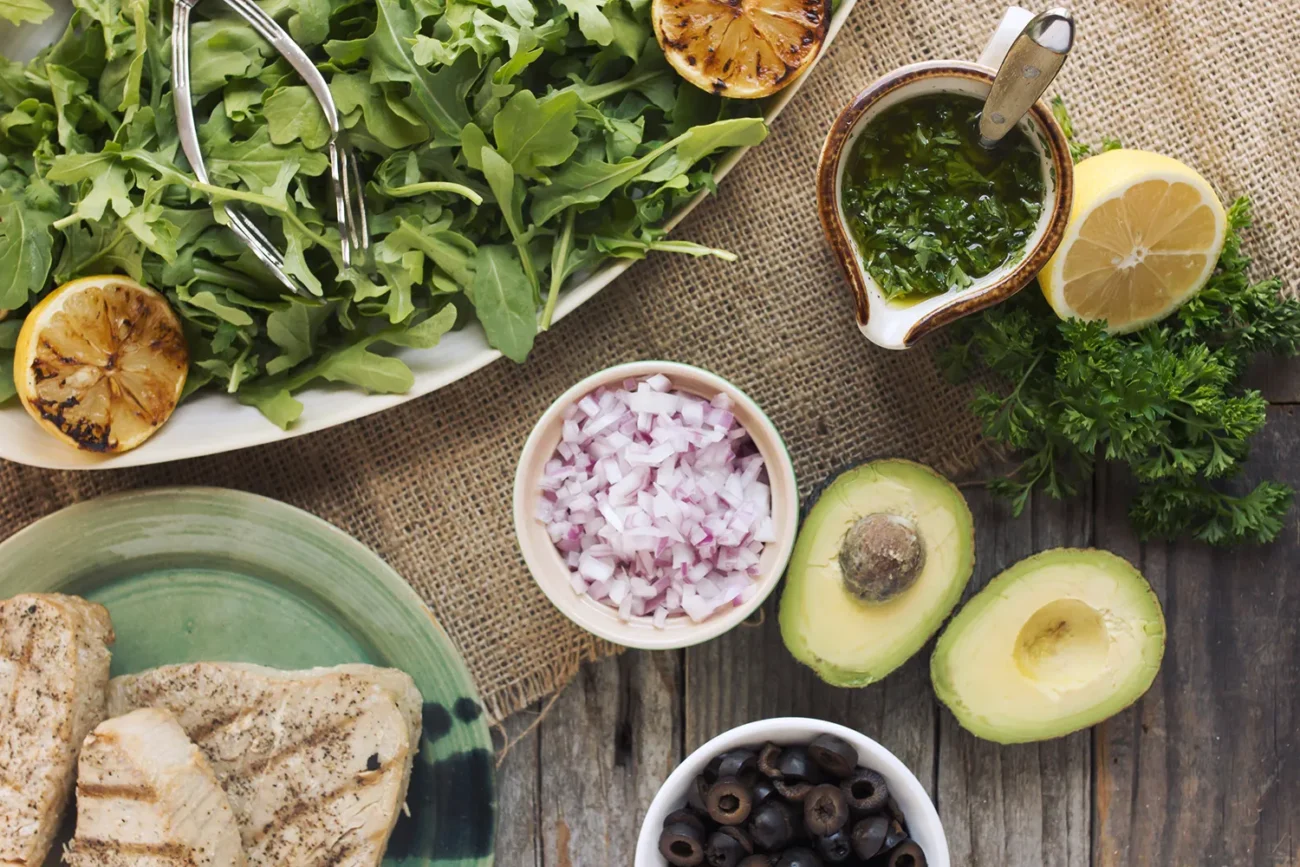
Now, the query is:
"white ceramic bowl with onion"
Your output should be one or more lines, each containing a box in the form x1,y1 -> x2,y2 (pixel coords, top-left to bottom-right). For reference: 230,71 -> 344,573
635,718 -> 949,867
513,361 -> 799,650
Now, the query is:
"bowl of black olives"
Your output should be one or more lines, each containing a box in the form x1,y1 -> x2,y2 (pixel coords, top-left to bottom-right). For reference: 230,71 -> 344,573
634,718 -> 946,867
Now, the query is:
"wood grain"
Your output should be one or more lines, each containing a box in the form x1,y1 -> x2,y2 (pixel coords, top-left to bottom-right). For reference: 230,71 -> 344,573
935,484 -> 1093,867
684,599 -> 938,797
494,705 -> 542,867
1246,355 -> 1300,404
537,651 -> 683,866
1093,406 -> 1300,867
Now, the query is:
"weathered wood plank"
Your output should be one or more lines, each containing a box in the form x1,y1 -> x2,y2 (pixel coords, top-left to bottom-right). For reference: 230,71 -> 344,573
537,650 -> 683,866
1093,405 -> 1300,867
936,484 -> 1093,867
494,705 -> 542,867
684,596 -> 938,798
1244,355 -> 1300,404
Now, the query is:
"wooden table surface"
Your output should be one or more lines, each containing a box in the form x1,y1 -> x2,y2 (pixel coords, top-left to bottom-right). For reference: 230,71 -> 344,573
494,362 -> 1300,867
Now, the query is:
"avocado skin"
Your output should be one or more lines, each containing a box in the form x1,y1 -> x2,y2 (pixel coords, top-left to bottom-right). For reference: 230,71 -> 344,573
931,547 -> 1167,744
778,458 -> 975,688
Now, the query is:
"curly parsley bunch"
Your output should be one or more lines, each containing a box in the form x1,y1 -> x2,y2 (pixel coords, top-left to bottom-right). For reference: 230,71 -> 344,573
943,104 -> 1300,545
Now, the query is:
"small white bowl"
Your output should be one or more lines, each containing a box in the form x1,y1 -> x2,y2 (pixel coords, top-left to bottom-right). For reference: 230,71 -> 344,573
512,361 -> 799,650
635,718 -> 949,866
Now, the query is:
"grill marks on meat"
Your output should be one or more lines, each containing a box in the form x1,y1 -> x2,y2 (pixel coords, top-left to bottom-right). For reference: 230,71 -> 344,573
0,594 -> 114,867
66,707 -> 246,867
108,663 -> 422,867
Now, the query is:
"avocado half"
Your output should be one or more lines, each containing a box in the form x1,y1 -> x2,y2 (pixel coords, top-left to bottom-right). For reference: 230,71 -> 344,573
779,459 -> 975,688
932,548 -> 1166,744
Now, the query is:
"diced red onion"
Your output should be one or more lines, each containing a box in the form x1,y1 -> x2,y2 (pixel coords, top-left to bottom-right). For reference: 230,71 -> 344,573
538,376 -> 771,627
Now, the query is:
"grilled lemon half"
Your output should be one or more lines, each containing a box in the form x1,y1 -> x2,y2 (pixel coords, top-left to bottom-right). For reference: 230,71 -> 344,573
651,0 -> 829,99
13,275 -> 188,453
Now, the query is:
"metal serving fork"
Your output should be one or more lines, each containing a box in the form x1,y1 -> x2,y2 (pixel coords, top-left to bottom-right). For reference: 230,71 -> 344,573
172,0 -> 370,296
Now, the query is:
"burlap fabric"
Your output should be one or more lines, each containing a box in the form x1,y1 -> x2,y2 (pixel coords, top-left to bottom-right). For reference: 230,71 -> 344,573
1,1 -> 1296,722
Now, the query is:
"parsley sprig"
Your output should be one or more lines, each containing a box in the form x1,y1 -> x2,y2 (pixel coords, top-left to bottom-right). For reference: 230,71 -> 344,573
943,103 -> 1300,545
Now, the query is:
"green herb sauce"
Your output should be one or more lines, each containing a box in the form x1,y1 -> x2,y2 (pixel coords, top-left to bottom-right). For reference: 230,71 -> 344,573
842,93 -> 1045,301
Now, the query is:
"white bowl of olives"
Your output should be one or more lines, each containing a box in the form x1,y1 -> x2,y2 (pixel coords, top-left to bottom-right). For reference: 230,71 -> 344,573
635,717 -> 947,867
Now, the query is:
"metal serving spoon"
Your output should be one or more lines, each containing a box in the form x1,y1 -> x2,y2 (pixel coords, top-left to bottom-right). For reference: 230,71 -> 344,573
979,8 -> 1076,148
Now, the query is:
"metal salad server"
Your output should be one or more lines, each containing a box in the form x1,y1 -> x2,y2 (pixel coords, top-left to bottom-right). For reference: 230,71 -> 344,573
172,0 -> 370,296
979,7 -> 1076,148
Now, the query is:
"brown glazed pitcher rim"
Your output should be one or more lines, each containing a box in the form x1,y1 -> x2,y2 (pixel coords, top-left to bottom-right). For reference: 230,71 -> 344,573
816,61 -> 1075,347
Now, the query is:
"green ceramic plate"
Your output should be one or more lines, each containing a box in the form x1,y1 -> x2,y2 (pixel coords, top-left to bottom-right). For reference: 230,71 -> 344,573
0,487 -> 495,867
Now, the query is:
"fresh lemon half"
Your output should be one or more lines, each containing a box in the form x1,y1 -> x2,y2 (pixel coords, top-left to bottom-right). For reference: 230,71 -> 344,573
651,0 -> 829,99
13,275 -> 188,453
1040,149 -> 1227,333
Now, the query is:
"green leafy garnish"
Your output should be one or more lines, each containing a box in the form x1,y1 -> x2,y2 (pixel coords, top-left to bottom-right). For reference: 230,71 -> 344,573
0,0 -> 767,425
944,102 -> 1300,545
841,93 -> 1043,300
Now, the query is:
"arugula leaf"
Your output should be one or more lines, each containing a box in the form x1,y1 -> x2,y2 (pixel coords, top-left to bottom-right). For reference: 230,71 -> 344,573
385,302 -> 457,347
560,0 -> 614,45
266,302 -> 325,374
367,0 -> 474,137
0,193 -> 56,310
260,0 -> 330,45
466,244 -> 535,362
332,74 -> 429,149
188,19 -> 273,96
532,117 -> 766,223
0,0 -> 52,25
0,352 -> 11,402
264,86 -> 330,149
243,387 -> 304,428
493,90 -> 580,179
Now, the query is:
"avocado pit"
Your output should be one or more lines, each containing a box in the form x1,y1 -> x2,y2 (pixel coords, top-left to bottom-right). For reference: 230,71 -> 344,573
837,513 -> 926,603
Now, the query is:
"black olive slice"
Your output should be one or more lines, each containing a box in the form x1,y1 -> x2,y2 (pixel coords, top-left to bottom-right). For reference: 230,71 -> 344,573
660,821 -> 707,866
688,774 -> 712,813
715,748 -> 759,780
707,776 -> 754,826
748,800 -> 796,850
706,830 -> 747,867
665,808 -> 708,835
888,840 -> 927,867
775,846 -> 823,867
716,826 -> 754,854
752,780 -> 777,805
757,743 -> 783,778
882,818 -> 908,852
776,746 -> 816,782
803,784 -> 850,835
807,734 -> 858,779
815,828 -> 852,863
841,768 -> 888,814
772,778 -> 814,802
739,857 -> 773,867
851,815 -> 889,860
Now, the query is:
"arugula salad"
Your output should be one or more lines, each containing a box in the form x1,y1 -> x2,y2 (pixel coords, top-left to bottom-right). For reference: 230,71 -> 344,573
0,0 -> 766,426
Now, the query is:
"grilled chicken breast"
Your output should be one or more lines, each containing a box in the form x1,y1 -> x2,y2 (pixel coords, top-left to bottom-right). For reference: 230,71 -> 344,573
0,594 -> 114,867
66,708 -> 246,867
108,663 -> 422,867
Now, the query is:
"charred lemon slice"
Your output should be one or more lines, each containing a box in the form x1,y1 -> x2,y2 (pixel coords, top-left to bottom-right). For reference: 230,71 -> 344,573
13,275 -> 188,453
651,0 -> 829,99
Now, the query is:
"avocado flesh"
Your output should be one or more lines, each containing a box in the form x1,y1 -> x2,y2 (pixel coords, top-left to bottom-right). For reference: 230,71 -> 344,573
779,459 -> 975,687
932,548 -> 1166,744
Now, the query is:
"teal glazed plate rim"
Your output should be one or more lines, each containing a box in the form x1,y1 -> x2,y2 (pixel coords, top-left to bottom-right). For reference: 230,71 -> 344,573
0,486 -> 495,867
